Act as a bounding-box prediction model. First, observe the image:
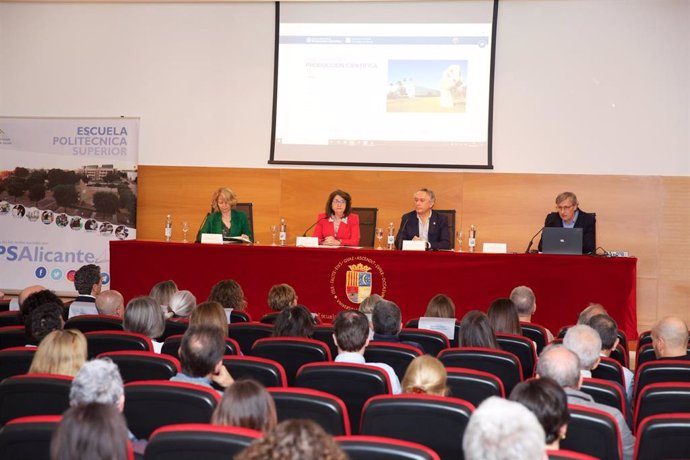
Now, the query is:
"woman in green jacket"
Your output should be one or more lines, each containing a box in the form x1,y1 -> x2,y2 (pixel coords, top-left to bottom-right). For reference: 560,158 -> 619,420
198,187 -> 253,242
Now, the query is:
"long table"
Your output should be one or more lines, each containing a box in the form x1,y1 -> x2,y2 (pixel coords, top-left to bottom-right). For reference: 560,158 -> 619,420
110,240 -> 638,339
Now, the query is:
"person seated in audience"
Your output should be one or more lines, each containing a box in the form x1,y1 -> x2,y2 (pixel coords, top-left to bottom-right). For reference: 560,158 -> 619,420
463,396 -> 545,460
372,299 -> 424,352
509,377 -> 569,451
149,279 -> 178,311
424,293 -> 456,318
29,329 -> 87,377
313,189 -> 360,246
95,289 -> 125,317
166,289 -> 197,319
333,309 -> 401,394
563,324 -> 601,378
267,284 -> 298,312
577,302 -> 608,325
28,302 -> 64,345
488,298 -> 522,335
198,187 -> 253,242
537,191 -> 596,254
458,310 -> 500,349
395,188 -> 451,250
190,301 -> 228,336
123,296 -> 165,353
72,264 -> 102,304
170,324 -> 234,392
273,305 -> 314,338
401,355 -> 448,396
69,358 -> 145,453
14,284 -> 46,313
20,289 -> 64,331
510,285 -> 554,341
235,419 -> 347,460
208,279 -> 248,312
51,403 -> 130,460
588,314 -> 634,406
358,293 -> 381,340
651,316 -> 690,360
536,345 -> 634,460
211,379 -> 277,432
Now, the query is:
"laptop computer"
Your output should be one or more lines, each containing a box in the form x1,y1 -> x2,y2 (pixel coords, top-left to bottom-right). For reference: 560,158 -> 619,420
541,227 -> 583,255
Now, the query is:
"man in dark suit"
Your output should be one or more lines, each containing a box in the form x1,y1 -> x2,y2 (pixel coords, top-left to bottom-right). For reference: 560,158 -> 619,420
69,264 -> 102,318
395,188 -> 451,250
538,191 -> 596,254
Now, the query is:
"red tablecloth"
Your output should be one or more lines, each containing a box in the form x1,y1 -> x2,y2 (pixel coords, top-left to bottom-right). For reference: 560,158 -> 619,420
110,241 -> 637,339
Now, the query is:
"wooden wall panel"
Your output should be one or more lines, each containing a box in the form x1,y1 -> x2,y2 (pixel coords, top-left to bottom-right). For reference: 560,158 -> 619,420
136,166 -> 689,333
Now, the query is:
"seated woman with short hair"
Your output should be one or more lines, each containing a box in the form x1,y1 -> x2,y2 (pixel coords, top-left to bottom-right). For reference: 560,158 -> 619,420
29,329 -> 87,377
123,296 -> 166,353
211,379 -> 277,432
272,305 -> 314,339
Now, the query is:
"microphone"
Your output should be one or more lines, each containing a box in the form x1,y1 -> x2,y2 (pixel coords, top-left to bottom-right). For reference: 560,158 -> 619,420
302,216 -> 326,237
394,216 -> 409,250
525,226 -> 545,253
194,211 -> 212,243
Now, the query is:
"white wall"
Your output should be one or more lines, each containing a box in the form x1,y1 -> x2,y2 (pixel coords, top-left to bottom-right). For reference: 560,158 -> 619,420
1,0 -> 688,175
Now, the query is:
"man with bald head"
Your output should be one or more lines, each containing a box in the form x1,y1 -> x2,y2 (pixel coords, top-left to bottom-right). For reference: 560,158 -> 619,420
537,344 -> 634,460
510,285 -> 554,341
96,290 -> 125,317
651,316 -> 690,360
577,303 -> 608,325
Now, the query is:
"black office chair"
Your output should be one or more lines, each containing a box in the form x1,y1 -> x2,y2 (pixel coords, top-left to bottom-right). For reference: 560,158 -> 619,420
634,413 -> 690,460
64,314 -> 123,334
520,321 -> 550,354
446,367 -> 505,406
434,209 -> 456,250
222,355 -> 287,388
351,207 -> 378,247
633,382 -> 690,433
234,202 -> 254,241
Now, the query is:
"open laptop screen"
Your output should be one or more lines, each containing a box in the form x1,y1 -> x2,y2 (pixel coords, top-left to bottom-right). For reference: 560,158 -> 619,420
541,227 -> 583,255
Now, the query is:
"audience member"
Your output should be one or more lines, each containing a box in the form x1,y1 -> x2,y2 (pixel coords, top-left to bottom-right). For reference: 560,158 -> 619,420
510,285 -> 554,341
208,279 -> 247,311
424,293 -> 456,318
536,345 -> 634,460
190,301 -> 228,335
235,419 -> 347,460
20,289 -> 64,331
29,329 -> 87,377
170,324 -> 234,392
577,303 -> 608,325
563,324 -> 601,378
149,279 -> 178,309
267,284 -> 297,312
123,296 -> 165,352
95,290 -> 125,317
167,289 -> 197,319
51,403 -> 129,460
588,314 -> 634,405
28,302 -> 64,345
401,355 -> 448,396
509,377 -> 569,451
651,316 -> 690,360
463,396 -> 545,460
488,298 -> 522,335
73,264 -> 102,302
458,310 -> 499,349
358,293 -> 382,316
211,379 -> 277,432
273,305 -> 314,338
332,309 -> 401,394
69,359 -> 145,454
16,284 -> 47,314
372,299 -> 423,351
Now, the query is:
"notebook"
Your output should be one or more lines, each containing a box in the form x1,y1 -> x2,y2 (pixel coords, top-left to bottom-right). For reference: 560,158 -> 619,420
541,227 -> 583,255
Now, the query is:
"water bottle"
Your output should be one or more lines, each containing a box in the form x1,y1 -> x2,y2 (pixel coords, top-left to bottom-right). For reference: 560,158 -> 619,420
279,218 -> 287,246
164,214 -> 173,242
387,222 -> 395,250
468,224 -> 477,253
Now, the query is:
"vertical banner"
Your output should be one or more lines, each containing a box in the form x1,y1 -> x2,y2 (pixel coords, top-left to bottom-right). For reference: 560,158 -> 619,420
0,117 -> 139,294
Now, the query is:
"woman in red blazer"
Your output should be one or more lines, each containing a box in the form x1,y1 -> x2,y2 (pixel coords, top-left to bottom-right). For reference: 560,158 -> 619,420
313,189 -> 360,246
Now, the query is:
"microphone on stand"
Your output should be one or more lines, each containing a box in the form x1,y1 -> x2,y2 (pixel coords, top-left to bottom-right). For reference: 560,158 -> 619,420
302,216 -> 326,237
394,216 -> 409,250
525,226 -> 545,253
194,204 -> 214,243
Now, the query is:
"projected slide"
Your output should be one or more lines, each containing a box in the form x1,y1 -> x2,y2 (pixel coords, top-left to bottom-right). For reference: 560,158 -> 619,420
272,22 -> 494,168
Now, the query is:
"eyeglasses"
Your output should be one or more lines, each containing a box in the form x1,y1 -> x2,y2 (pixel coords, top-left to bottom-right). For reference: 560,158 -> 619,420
557,205 -> 574,211
332,199 -> 346,205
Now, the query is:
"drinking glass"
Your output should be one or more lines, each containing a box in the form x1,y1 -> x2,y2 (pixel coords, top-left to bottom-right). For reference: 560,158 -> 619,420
455,230 -> 463,252
375,227 -> 384,250
181,221 -> 190,243
270,225 -> 278,246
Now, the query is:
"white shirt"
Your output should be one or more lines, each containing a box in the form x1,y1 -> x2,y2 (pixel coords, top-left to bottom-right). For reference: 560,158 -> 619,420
335,351 -> 401,394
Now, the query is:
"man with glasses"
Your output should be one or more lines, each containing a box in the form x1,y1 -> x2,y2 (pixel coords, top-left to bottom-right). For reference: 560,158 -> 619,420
538,191 -> 596,254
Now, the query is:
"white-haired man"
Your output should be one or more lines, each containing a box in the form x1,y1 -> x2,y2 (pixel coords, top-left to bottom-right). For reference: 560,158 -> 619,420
510,285 -> 554,341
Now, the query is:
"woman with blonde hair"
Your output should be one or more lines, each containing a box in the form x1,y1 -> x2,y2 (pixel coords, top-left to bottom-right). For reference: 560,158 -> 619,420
197,187 -> 252,242
211,379 -> 277,432
29,329 -> 87,377
190,301 -> 228,336
401,355 -> 449,396
149,280 -> 178,310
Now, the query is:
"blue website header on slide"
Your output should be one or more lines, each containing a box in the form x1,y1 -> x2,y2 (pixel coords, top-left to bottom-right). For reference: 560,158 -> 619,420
280,36 -> 489,46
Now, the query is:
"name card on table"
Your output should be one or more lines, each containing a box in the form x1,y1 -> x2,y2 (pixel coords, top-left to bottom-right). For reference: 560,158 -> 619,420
419,316 -> 456,340
200,233 -> 223,245
402,240 -> 428,251
296,236 -> 319,248
482,242 -> 507,253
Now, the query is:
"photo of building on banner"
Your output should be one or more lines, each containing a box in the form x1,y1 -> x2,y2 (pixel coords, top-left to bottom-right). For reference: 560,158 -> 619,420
0,117 -> 139,294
